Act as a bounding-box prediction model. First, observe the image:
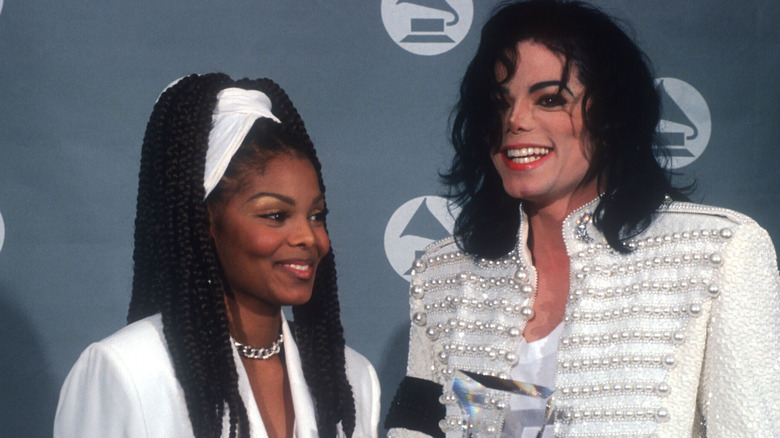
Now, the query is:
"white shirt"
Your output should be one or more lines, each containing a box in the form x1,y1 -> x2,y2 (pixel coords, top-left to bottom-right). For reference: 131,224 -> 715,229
503,323 -> 563,438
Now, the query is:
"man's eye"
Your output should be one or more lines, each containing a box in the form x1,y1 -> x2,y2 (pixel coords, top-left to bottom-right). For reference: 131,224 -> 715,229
538,94 -> 567,107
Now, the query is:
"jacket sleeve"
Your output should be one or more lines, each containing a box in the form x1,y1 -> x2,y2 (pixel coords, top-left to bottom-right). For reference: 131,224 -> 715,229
344,346 -> 382,438
699,221 -> 780,436
54,342 -> 149,438
386,276 -> 446,438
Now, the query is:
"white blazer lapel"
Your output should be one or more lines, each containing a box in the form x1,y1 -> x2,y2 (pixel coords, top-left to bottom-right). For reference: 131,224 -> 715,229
281,315 -> 320,437
231,339 -> 268,438
227,315 -> 319,438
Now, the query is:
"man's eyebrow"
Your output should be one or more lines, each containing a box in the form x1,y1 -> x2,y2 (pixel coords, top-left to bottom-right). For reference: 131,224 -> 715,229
529,80 -> 573,95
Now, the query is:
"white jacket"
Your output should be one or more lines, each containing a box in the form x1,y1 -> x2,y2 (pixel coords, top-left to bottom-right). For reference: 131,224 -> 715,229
54,314 -> 380,438
388,200 -> 779,437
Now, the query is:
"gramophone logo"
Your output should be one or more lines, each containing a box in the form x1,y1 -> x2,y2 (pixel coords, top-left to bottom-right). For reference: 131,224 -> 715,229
381,0 -> 473,56
655,77 -> 711,169
384,196 -> 460,280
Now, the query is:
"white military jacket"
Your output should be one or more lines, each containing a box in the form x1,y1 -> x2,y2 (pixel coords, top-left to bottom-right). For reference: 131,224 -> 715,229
388,199 -> 779,437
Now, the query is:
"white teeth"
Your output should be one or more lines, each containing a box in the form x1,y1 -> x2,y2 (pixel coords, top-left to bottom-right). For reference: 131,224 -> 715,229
505,147 -> 550,158
284,263 -> 309,271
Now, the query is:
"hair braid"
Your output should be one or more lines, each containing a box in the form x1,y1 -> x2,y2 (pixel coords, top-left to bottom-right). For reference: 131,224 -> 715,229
293,249 -> 356,437
129,73 -> 249,438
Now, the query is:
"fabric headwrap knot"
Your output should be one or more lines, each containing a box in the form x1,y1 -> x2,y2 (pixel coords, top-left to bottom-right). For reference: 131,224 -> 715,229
204,87 -> 281,197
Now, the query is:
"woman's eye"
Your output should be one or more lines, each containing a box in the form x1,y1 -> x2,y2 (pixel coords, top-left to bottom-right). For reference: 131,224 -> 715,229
259,211 -> 287,222
309,211 -> 327,223
537,94 -> 567,108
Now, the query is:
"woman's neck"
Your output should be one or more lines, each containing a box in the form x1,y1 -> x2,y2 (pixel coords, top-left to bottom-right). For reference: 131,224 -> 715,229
224,294 -> 283,348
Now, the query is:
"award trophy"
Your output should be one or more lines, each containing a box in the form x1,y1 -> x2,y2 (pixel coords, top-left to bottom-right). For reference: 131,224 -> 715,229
452,370 -> 555,438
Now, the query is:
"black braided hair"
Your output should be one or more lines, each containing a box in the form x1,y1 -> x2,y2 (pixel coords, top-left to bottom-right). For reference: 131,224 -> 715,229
128,73 -> 356,437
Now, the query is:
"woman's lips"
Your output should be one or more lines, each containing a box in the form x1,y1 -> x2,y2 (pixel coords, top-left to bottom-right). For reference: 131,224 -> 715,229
277,260 -> 315,280
499,145 -> 552,171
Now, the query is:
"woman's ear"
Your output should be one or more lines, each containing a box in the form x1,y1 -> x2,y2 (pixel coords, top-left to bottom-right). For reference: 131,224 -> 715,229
206,203 -> 219,241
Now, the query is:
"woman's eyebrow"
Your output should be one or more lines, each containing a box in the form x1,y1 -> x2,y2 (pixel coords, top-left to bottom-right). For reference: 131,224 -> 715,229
245,192 -> 326,207
246,192 -> 295,205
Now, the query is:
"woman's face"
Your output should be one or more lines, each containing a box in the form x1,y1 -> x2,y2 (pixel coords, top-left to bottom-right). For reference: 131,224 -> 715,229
491,40 -> 597,210
209,153 -> 330,314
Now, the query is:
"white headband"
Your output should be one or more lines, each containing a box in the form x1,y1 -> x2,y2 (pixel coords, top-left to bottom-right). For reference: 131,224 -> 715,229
204,87 -> 281,197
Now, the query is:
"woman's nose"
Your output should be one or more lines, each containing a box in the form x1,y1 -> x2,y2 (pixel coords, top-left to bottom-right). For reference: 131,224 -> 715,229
288,217 -> 316,247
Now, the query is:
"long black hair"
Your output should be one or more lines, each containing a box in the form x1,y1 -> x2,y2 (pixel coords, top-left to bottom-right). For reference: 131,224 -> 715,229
127,73 -> 356,437
444,0 -> 689,258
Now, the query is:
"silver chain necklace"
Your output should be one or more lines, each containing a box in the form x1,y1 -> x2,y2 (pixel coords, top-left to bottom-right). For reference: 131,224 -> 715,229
232,332 -> 284,360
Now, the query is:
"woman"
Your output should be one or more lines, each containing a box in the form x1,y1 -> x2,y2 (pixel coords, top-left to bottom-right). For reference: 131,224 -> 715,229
54,73 -> 380,438
386,1 -> 779,437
